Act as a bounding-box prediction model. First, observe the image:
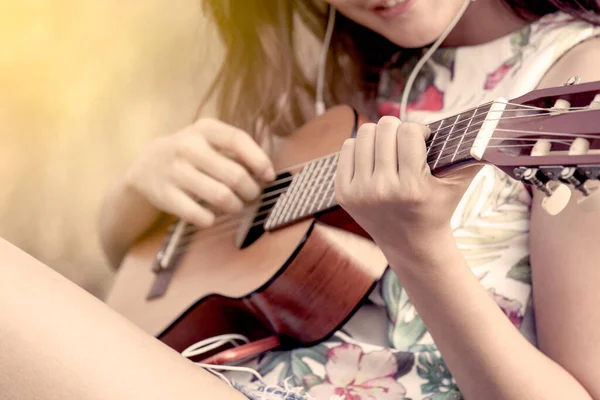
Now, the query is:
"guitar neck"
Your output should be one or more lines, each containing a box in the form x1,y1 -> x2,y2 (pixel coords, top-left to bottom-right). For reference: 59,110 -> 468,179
263,102 -> 494,231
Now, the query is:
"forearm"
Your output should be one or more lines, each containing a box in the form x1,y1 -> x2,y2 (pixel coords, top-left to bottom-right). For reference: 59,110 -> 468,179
0,237 -> 245,400
98,178 -> 161,269
384,232 -> 591,400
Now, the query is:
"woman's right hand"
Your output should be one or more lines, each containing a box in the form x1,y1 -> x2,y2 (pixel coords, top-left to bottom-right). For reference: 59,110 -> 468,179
124,118 -> 276,228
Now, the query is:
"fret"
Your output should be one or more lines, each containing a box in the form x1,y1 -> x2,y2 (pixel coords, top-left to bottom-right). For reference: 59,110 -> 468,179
425,119 -> 444,158
285,162 -> 315,224
265,102 -> 499,232
322,164 -> 339,210
264,154 -> 339,231
306,155 -> 336,216
433,114 -> 460,170
426,102 -> 495,171
455,105 -> 492,162
426,118 -> 453,166
265,166 -> 307,229
296,157 -> 326,219
316,154 -> 339,211
451,108 -> 477,162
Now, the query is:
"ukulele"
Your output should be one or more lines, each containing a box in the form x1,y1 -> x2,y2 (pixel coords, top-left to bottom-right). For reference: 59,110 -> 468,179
106,79 -> 600,363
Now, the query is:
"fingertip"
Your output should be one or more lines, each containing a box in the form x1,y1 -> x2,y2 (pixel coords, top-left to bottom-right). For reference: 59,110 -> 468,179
397,122 -> 430,139
356,122 -> 377,136
199,211 -> 216,228
424,126 -> 432,140
378,115 -> 401,125
231,197 -> 245,213
263,165 -> 276,182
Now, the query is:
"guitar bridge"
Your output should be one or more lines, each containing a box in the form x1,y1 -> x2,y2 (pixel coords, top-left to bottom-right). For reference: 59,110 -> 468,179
147,219 -> 192,300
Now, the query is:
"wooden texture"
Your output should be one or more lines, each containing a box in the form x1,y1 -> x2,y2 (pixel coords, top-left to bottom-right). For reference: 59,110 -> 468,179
106,105 -> 388,355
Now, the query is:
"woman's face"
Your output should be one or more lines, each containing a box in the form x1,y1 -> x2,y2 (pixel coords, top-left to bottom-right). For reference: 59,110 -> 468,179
324,0 -> 475,47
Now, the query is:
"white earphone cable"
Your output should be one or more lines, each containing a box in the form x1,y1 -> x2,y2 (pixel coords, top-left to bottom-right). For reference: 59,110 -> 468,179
399,0 -> 473,120
315,5 -> 337,116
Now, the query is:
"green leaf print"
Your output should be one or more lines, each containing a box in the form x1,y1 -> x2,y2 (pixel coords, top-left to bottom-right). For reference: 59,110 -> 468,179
417,352 -> 460,396
382,271 -> 428,351
431,48 -> 456,72
394,317 -> 428,352
302,374 -> 323,389
256,344 -> 330,388
290,354 -> 313,387
510,25 -> 531,53
292,347 -> 328,365
382,269 -> 402,318
506,255 -> 532,284
257,351 -> 287,377
504,53 -> 521,67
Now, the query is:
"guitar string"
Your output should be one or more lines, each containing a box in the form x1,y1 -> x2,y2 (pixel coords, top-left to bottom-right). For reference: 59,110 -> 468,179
169,137 -> 590,261
175,137 -> 577,256
160,105 -> 599,260
171,133 -> 581,247
175,132 -> 577,239
176,124 -> 597,240
203,104 -> 595,228
212,103 -> 593,217
177,105 -> 595,237
425,106 -> 593,155
180,137 -> 573,243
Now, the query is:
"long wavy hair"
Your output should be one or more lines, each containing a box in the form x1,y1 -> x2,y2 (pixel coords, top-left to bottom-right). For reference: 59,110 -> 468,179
199,0 -> 600,145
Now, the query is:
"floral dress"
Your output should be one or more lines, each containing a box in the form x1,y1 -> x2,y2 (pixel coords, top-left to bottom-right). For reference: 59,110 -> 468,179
227,12 -> 600,400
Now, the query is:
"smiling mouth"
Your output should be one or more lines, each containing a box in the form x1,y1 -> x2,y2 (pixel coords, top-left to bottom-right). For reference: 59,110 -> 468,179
371,0 -> 414,17
373,0 -> 409,11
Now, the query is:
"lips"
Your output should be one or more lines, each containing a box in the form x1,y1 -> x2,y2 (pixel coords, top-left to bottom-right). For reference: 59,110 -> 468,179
370,0 -> 415,18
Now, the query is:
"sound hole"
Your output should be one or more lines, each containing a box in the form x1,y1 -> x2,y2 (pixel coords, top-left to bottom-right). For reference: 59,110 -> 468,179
238,172 -> 292,249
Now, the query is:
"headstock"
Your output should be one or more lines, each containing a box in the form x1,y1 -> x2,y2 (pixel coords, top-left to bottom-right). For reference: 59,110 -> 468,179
472,77 -> 600,215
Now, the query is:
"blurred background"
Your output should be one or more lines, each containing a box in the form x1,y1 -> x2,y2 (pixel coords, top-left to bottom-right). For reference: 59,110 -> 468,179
0,0 -> 223,298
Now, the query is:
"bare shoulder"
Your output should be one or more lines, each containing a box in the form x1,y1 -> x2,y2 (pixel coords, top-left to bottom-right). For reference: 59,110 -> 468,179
537,36 -> 600,89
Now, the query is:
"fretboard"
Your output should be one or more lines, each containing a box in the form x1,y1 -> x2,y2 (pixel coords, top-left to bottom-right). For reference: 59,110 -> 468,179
264,102 -> 492,231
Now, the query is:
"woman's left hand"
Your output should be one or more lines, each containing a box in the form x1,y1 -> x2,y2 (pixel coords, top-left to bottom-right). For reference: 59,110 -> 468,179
335,116 -> 478,263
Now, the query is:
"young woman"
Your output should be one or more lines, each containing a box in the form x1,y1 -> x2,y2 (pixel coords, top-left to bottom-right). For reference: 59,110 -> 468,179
97,0 -> 600,399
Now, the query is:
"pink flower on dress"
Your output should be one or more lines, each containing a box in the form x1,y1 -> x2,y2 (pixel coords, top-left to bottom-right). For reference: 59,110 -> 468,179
488,288 -> 524,328
308,344 -> 406,400
484,63 -> 512,91
377,85 -> 445,118
377,102 -> 401,118
408,85 -> 444,112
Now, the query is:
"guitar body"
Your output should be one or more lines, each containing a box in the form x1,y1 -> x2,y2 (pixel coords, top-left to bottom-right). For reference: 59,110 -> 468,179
106,105 -> 389,355
108,81 -> 600,359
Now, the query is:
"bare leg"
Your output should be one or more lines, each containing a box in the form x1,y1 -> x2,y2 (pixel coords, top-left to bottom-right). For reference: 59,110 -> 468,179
0,237 -> 246,400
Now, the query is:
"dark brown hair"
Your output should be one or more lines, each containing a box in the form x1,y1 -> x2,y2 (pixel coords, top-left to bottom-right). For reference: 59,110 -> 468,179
200,0 -> 600,145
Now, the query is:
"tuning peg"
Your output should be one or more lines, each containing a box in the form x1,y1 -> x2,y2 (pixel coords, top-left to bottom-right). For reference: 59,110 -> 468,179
557,138 -> 600,213
531,139 -> 551,156
560,138 -> 591,196
550,99 -> 571,115
590,94 -> 600,109
514,165 -> 572,215
542,182 -> 572,215
527,139 -> 572,215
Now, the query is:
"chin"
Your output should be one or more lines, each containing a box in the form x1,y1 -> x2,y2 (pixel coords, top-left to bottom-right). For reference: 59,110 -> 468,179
380,26 -> 448,49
